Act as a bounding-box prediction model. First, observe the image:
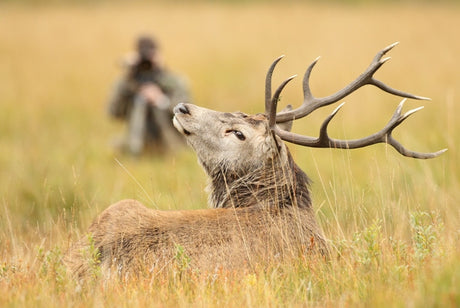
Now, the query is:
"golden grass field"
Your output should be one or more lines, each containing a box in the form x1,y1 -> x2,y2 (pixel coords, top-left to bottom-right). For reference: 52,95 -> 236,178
1,1 -> 459,307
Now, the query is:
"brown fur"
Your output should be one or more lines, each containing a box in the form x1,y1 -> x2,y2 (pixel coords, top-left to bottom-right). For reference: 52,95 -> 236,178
66,104 -> 329,280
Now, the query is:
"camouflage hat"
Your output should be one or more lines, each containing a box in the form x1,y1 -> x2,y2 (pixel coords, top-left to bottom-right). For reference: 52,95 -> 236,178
137,36 -> 158,59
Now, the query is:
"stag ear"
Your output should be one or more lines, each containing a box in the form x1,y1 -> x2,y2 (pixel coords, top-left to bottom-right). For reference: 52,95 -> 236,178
276,105 -> 293,132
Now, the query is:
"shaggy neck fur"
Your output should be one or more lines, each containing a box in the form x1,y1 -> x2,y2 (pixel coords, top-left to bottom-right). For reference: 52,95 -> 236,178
206,150 -> 312,209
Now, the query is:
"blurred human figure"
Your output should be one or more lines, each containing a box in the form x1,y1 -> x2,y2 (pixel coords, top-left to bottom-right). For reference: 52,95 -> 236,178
108,35 -> 189,155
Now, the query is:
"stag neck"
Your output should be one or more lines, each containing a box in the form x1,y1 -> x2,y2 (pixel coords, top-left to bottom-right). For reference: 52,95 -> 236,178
207,151 -> 312,210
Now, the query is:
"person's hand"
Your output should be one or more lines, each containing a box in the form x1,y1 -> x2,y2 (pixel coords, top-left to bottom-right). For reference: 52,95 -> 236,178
139,84 -> 166,106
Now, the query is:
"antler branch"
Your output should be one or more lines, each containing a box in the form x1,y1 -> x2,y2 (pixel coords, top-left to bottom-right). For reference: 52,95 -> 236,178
274,99 -> 446,159
264,43 -> 447,159
275,42 -> 429,123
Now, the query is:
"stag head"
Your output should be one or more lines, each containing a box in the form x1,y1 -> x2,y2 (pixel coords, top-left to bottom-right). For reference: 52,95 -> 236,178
173,104 -> 292,174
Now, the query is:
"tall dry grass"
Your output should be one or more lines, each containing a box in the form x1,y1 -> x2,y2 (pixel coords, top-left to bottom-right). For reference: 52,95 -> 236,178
0,2 -> 459,307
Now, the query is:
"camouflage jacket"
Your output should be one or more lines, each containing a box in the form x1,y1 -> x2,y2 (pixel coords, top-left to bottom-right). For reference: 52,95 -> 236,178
107,67 -> 190,119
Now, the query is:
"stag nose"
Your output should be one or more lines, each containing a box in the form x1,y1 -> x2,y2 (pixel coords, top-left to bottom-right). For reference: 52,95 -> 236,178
174,103 -> 190,115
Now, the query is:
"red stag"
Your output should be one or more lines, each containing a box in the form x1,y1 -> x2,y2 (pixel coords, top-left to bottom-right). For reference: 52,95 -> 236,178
66,43 -> 445,280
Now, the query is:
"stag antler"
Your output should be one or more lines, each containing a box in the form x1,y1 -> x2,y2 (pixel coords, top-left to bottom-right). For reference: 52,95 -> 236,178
265,43 -> 446,159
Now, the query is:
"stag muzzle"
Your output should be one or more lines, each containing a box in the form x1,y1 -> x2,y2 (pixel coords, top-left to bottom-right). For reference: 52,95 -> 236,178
174,102 -> 191,115
173,103 -> 199,136
173,103 -> 191,136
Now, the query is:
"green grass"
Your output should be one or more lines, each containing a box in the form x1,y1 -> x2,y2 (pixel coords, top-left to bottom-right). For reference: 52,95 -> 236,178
0,2 -> 459,307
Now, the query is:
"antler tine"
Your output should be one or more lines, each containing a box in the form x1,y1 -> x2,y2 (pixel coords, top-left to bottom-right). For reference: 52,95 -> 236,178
374,41 -> 399,61
265,55 -> 285,115
372,79 -> 430,101
302,56 -> 321,105
274,98 -> 447,159
318,102 -> 345,143
268,75 -> 297,129
275,42 -> 429,124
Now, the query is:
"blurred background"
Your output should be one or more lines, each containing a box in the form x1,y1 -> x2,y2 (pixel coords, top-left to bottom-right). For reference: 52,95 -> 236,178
0,0 -> 458,251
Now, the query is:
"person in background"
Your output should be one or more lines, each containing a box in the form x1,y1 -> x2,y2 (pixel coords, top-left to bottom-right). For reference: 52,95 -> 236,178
108,35 -> 190,155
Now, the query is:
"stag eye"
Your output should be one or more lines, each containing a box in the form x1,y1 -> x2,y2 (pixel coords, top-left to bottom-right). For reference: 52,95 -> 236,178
226,129 -> 246,141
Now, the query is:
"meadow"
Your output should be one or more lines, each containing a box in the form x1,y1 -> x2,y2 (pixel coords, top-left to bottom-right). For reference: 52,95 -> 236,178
0,1 -> 459,307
